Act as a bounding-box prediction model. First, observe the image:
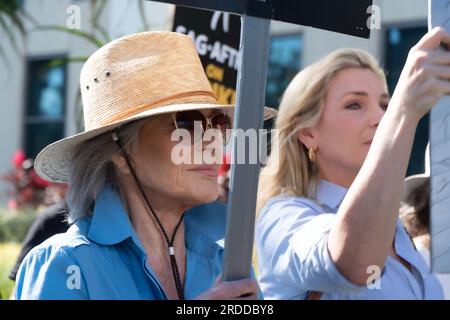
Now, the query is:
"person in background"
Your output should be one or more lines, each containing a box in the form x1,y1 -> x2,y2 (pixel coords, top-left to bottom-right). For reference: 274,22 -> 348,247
256,27 -> 450,299
400,144 -> 450,299
9,191 -> 68,283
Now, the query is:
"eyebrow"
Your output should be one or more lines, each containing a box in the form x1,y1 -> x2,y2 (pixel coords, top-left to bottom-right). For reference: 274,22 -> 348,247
340,91 -> 391,100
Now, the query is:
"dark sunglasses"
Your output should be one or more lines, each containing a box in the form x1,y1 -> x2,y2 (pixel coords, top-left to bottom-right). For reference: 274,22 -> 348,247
171,110 -> 232,145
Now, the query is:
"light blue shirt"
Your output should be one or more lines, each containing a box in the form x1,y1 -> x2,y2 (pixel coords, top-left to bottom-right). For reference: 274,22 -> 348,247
256,180 -> 444,300
15,186 -> 229,300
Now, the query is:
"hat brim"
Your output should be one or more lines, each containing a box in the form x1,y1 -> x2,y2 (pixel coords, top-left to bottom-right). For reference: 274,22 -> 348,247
402,173 -> 429,205
35,103 -> 277,183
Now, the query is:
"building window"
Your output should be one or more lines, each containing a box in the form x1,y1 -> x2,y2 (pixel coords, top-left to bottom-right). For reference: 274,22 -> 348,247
265,34 -> 302,109
24,57 -> 67,159
385,25 -> 428,176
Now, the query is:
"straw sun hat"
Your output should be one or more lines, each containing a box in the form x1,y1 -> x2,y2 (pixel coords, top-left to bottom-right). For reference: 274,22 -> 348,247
34,31 -> 277,183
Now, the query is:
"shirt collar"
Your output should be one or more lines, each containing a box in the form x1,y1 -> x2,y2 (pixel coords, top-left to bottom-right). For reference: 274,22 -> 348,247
394,219 -> 430,276
184,220 -> 223,258
87,186 -> 136,246
87,186 -> 225,258
315,181 -> 431,277
184,201 -> 227,258
315,179 -> 348,211
315,180 -> 432,284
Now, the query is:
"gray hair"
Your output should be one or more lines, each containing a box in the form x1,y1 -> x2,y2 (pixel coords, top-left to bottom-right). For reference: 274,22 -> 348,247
66,118 -> 150,223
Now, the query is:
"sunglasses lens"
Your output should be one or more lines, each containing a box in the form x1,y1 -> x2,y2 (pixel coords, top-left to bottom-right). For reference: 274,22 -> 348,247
211,112 -> 232,144
174,110 -> 232,145
175,110 -> 205,132
211,112 -> 231,132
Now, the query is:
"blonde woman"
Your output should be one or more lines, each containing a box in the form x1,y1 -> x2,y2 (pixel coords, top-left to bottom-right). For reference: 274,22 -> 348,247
256,28 -> 450,299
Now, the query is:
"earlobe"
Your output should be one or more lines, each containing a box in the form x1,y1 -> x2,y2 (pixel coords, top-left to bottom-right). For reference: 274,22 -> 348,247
111,154 -> 131,174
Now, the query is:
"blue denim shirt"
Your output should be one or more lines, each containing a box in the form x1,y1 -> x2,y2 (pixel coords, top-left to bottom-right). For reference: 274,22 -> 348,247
256,180 -> 444,300
15,186 -> 229,299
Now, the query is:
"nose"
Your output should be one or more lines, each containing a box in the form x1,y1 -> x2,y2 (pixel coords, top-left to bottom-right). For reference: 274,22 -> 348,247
369,103 -> 385,128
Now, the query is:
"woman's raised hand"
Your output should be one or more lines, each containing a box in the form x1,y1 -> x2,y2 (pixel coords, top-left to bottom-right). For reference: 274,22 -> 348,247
390,27 -> 450,122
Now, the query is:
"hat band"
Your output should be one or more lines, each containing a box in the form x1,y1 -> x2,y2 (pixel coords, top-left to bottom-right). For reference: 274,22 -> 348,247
87,90 -> 218,130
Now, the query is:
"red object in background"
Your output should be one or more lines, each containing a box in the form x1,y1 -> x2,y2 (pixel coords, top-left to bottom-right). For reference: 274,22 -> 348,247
1,149 -> 59,209
7,199 -> 17,210
13,150 -> 26,169
218,153 -> 231,176
29,170 -> 50,188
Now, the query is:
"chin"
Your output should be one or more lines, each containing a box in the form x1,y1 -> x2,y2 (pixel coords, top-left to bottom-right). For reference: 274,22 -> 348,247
203,192 -> 220,203
361,149 -> 370,162
188,182 -> 220,204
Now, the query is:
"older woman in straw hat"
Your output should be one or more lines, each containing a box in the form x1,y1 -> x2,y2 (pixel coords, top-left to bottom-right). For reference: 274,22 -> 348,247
14,31 -> 275,300
256,27 -> 450,299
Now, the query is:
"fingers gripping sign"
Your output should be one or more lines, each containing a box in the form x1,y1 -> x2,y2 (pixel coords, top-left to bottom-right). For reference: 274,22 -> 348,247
389,26 -> 450,123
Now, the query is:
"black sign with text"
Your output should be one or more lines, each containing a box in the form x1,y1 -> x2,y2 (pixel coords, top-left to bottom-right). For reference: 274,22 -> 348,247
173,6 -> 241,104
161,0 -> 373,38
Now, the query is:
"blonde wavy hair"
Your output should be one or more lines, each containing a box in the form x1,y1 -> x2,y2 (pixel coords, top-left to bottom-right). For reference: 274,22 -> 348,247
257,48 -> 388,215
